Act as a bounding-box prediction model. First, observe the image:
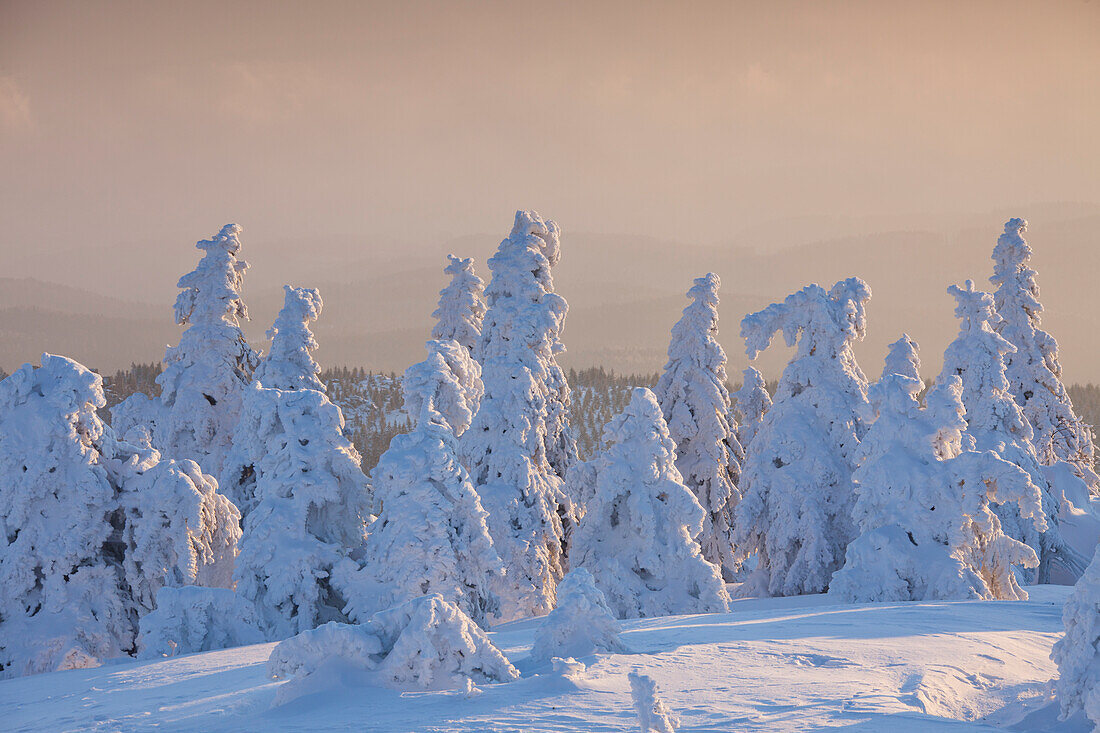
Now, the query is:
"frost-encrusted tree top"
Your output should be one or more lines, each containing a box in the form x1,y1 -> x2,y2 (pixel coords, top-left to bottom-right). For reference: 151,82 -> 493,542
254,285 -> 325,392
654,273 -> 744,581
733,278 -> 872,597
732,366 -> 771,451
571,388 -> 730,619
0,354 -> 240,678
1052,546 -> 1100,728
228,384 -> 371,640
939,280 -> 1083,583
336,351 -> 503,628
830,339 -> 1044,603
990,218 -> 1098,491
431,255 -> 486,355
156,224 -> 259,475
402,339 -> 482,438
460,211 -> 576,620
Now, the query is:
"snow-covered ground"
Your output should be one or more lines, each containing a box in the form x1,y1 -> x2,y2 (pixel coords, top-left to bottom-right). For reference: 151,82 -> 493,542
0,586 -> 1085,732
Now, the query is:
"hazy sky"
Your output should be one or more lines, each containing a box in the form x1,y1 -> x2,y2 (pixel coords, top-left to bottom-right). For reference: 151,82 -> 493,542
2,0 -> 1098,254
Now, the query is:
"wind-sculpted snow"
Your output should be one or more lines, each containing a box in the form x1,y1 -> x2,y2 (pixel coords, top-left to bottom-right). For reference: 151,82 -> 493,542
267,594 -> 519,697
629,671 -> 680,733
571,388 -> 730,619
337,353 -> 503,627
156,224 -> 259,476
254,285 -> 325,392
530,568 -> 626,663
655,273 -> 744,581
991,218 -> 1099,494
431,254 -> 487,355
138,586 -> 264,659
734,277 -> 872,597
0,354 -> 239,678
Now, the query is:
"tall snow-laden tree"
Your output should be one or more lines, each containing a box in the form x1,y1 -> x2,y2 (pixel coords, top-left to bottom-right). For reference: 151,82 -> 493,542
1052,545 -> 1100,729
732,366 -> 771,451
156,224 -> 259,476
939,280 -> 1085,583
254,285 -> 325,392
460,211 -> 576,620
655,273 -> 744,580
431,255 -> 487,355
0,354 -> 239,679
990,218 -> 1098,493
733,278 -> 873,597
571,388 -> 730,619
335,348 -> 503,628
229,383 -> 371,640
830,337 -> 1045,603
402,339 -> 482,438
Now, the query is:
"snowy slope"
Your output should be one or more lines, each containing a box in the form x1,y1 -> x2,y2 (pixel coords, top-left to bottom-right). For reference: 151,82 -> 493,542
0,587 -> 1083,732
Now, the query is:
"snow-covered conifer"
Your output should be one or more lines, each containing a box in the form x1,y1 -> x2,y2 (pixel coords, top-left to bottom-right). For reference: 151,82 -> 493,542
229,384 -> 371,640
940,280 -> 1085,583
991,218 -> 1098,492
335,351 -> 503,627
0,355 -> 240,678
401,339 -> 482,437
460,211 -> 576,619
431,255 -> 487,355
137,586 -> 264,659
156,224 -> 259,476
254,285 -> 325,392
655,273 -> 744,580
733,278 -> 873,597
267,595 -> 519,693
732,366 -> 771,451
530,568 -> 625,663
830,337 -> 1044,602
629,671 -> 680,733
571,388 -> 730,619
1052,546 -> 1100,727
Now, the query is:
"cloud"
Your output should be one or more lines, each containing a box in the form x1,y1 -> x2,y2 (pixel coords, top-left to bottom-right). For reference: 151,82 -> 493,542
0,75 -> 32,130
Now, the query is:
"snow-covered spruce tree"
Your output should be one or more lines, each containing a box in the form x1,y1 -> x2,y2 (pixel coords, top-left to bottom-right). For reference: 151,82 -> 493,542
254,285 -> 325,392
732,366 -> 771,452
229,383 -> 372,640
137,586 -> 264,659
460,211 -> 576,619
335,347 -> 503,628
830,338 -> 1044,602
0,355 -> 239,678
156,224 -> 259,476
655,273 -> 744,580
529,568 -> 626,663
940,280 -> 1085,583
1052,545 -> 1100,728
571,388 -> 730,619
733,278 -> 873,597
991,218 -> 1099,492
431,254 -> 487,355
402,339 -> 482,439
629,671 -> 681,733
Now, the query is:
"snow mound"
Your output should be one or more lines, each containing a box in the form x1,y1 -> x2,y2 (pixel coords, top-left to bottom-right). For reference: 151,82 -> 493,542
267,594 -> 519,696
138,586 -> 264,659
530,568 -> 626,663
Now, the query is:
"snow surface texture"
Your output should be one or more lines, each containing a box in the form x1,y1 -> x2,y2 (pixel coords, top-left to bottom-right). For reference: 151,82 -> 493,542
654,272 -> 745,581
734,277 -> 873,597
571,387 -> 730,619
529,568 -> 626,663
253,285 -> 325,392
430,254 -> 487,355
138,586 -> 264,659
1053,546 -> 1100,729
940,280 -> 1087,584
990,218 -> 1099,493
629,671 -> 680,733
267,594 -> 519,698
831,336 -> 1044,602
227,383 -> 372,640
337,349 -> 503,627
460,211 -> 575,621
0,354 -> 239,679
0,587 -> 1082,731
155,224 -> 260,477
